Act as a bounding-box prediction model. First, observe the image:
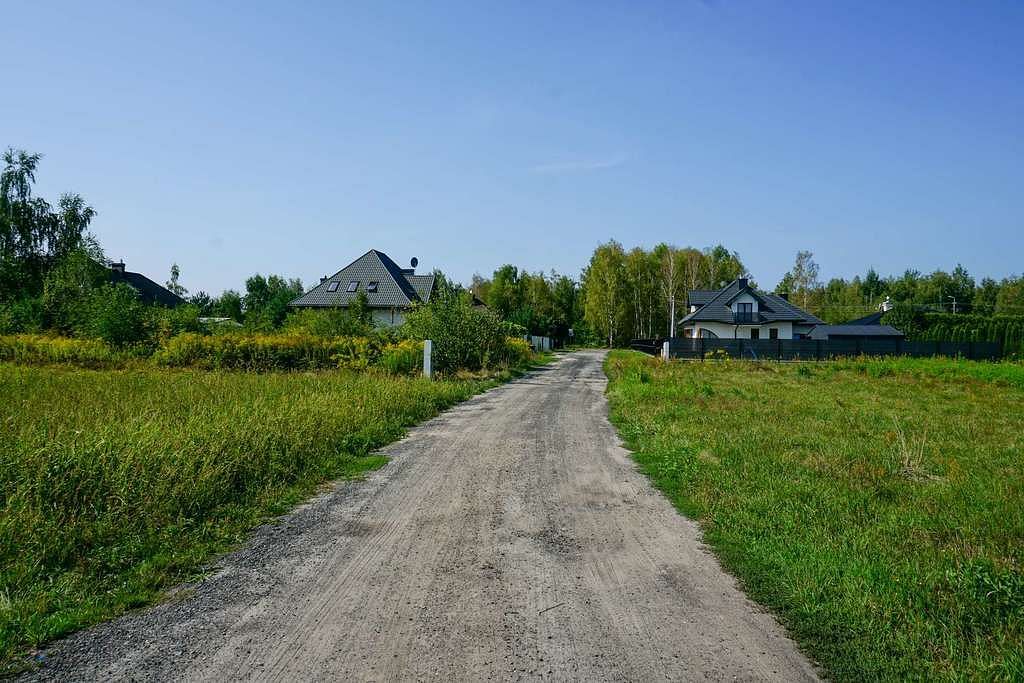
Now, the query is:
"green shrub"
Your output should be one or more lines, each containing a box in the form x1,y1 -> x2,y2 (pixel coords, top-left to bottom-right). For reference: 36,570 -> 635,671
151,303 -> 202,341
152,332 -> 382,371
0,334 -> 125,368
378,339 -> 423,375
0,297 -> 44,334
499,336 -> 532,368
284,304 -> 374,338
78,283 -> 153,348
401,292 -> 524,372
330,336 -> 381,370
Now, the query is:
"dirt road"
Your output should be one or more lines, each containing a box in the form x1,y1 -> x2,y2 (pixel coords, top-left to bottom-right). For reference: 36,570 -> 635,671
28,351 -> 817,681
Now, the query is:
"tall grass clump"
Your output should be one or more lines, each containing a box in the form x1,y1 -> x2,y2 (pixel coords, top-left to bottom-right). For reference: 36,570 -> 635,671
151,332 -> 384,370
0,365 -> 500,666
0,334 -> 130,368
605,351 -> 1024,681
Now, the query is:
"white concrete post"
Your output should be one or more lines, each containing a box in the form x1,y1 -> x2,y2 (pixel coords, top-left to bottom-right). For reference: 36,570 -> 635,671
662,340 -> 670,361
423,339 -> 433,379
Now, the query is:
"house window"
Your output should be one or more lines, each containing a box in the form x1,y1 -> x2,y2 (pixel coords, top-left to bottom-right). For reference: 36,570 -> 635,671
326,281 -> 339,292
347,281 -> 359,292
699,328 -> 719,339
367,281 -> 378,293
769,328 -> 778,340
736,302 -> 753,323
750,328 -> 760,340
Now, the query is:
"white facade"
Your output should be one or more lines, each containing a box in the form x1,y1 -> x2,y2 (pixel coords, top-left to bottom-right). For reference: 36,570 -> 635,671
685,321 -> 794,340
371,308 -> 406,327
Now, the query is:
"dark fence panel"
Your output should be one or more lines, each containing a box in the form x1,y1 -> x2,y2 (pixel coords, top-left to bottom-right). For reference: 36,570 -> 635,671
660,337 -> 1003,361
629,338 -> 665,355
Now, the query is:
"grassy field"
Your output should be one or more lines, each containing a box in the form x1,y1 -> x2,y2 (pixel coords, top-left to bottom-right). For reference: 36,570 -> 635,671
605,351 -> 1023,681
0,362 -> 527,669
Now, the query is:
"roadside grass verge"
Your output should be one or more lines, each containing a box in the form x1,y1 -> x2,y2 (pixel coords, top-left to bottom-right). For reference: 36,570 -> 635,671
605,351 -> 1024,681
0,360 -> 542,670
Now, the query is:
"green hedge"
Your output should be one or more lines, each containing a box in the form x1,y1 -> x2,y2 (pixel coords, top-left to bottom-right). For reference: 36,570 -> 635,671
884,309 -> 1024,356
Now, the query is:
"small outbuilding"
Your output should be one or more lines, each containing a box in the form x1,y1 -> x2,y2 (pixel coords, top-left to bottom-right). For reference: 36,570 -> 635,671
806,324 -> 904,341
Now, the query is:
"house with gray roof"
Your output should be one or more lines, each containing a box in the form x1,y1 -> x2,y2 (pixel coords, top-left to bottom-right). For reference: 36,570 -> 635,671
108,261 -> 186,308
807,308 -> 903,341
288,250 -> 435,327
681,278 -> 824,340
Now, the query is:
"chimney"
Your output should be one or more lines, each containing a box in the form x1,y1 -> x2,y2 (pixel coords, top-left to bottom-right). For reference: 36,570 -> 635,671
737,277 -> 748,289
320,276 -> 327,283
111,261 -> 126,274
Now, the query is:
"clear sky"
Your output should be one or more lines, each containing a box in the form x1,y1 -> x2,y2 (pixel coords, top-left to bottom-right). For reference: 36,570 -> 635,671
5,1 -> 1023,295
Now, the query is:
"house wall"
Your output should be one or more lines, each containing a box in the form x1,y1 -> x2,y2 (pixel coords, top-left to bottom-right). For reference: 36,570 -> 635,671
371,308 -> 405,327
684,321 -> 794,340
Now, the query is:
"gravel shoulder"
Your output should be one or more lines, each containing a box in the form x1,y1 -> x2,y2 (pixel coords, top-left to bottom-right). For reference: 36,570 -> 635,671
25,351 -> 818,681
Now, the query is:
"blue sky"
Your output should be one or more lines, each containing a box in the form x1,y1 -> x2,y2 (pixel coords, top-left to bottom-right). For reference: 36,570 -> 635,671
5,1 -> 1022,295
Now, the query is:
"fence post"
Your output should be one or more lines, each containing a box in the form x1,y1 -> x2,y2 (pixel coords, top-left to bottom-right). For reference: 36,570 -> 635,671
700,337 -> 705,361
777,339 -> 782,360
423,339 -> 433,379
662,340 -> 670,361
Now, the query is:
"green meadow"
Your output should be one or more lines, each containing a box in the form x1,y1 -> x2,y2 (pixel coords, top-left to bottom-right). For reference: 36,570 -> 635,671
605,351 -> 1024,681
0,363 -> 510,668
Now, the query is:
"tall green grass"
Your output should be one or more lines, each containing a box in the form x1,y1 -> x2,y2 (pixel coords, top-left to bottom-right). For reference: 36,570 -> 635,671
605,352 -> 1024,681
0,364 -> 503,668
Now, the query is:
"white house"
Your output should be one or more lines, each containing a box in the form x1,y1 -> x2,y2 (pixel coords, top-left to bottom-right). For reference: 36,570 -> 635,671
680,278 -> 824,340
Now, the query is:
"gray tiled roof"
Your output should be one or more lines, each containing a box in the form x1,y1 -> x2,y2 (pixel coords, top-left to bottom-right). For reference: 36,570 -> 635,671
808,325 -> 904,340
110,268 -> 186,308
289,250 -> 431,309
406,274 -> 436,303
687,290 -> 718,307
681,280 -> 824,325
845,311 -> 885,325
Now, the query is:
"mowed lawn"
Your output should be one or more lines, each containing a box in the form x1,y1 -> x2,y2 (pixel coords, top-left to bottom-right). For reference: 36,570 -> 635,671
605,351 -> 1023,681
0,364 -> 504,668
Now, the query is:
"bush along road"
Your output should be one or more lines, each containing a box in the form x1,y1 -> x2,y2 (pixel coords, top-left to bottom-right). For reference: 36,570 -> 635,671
21,351 -> 817,682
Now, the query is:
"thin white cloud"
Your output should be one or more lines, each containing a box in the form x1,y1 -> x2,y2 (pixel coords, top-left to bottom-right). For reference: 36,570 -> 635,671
530,156 -> 627,174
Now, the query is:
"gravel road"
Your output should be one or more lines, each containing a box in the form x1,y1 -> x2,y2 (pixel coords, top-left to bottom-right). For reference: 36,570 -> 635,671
26,350 -> 818,681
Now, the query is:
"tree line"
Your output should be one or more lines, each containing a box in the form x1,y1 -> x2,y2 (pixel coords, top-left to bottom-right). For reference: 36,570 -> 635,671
5,146 -> 1022,349
0,148 -> 326,342
774,250 -> 1024,322
473,243 -> 1023,348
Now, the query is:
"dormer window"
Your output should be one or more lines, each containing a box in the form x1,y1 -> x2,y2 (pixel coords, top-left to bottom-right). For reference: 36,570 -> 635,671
347,281 -> 359,292
736,302 -> 754,323
327,281 -> 340,292
367,281 -> 378,293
